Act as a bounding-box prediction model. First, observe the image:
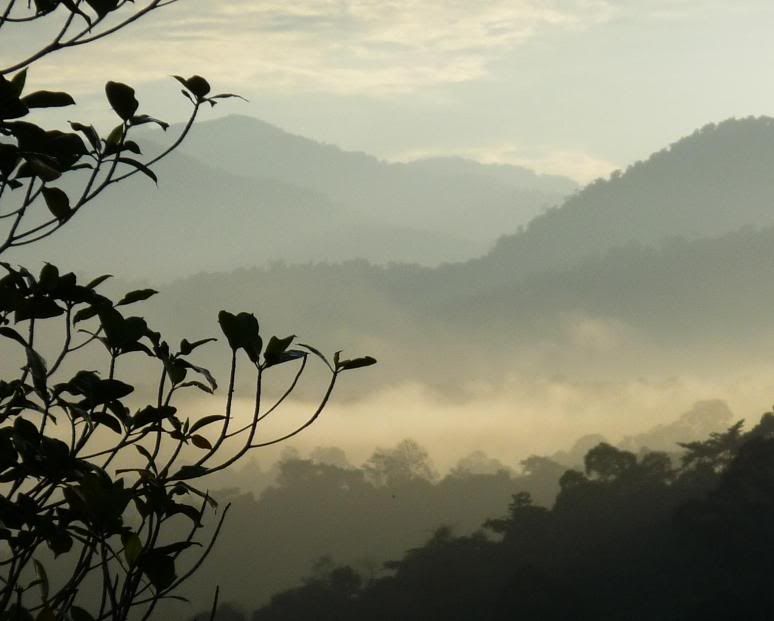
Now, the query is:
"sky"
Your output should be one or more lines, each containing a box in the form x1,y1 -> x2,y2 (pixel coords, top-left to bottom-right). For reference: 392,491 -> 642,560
8,0 -> 774,183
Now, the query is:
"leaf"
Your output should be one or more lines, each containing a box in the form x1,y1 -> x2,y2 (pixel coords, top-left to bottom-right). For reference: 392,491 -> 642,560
180,337 -> 216,356
264,335 -> 306,367
134,444 -> 156,470
73,306 -> 100,323
0,326 -> 26,346
336,355 -> 377,371
190,434 -> 212,450
85,273 -> 112,289
153,541 -> 198,556
123,533 -> 142,566
116,288 -> 157,306
118,157 -> 157,184
69,122 -> 100,152
173,75 -> 210,99
179,361 -> 217,391
41,186 -> 71,221
0,143 -> 20,176
189,415 -> 226,434
172,464 -> 208,480
47,530 -> 72,557
92,412 -> 122,434
129,114 -> 169,130
104,124 -> 123,151
176,380 -> 213,394
10,68 -> 27,97
21,91 -> 75,109
218,310 -> 262,363
33,559 -> 49,601
209,93 -> 248,102
69,606 -> 95,621
26,347 -> 48,397
15,297 -> 65,321
84,0 -> 119,17
17,157 -> 60,181
36,608 -> 55,621
265,335 -> 294,358
164,359 -> 187,385
132,405 -> 175,429
121,140 -> 142,155
299,343 -> 333,371
105,81 -> 138,120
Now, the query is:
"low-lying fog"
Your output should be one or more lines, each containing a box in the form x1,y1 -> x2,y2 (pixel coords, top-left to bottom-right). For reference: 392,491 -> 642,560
180,367 -> 774,474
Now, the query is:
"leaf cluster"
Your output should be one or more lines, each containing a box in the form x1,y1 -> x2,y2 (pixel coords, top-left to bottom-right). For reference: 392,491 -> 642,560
0,261 -> 373,620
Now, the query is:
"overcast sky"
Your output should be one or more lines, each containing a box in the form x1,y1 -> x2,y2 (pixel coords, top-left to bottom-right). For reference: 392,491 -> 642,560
11,0 -> 774,182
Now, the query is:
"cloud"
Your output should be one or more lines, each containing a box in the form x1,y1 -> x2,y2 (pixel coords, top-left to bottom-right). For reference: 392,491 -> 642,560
20,0 -> 613,96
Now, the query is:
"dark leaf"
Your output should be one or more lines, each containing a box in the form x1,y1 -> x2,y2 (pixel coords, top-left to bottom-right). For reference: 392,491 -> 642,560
69,606 -> 95,621
218,310 -> 262,363
85,274 -> 112,290
41,186 -> 71,221
122,140 -> 142,154
164,359 -> 187,385
10,68 -> 27,97
180,337 -> 216,356
176,380 -> 213,394
336,355 -> 377,371
47,530 -> 73,557
299,343 -> 332,371
190,434 -> 212,450
116,288 -> 157,306
25,347 -> 47,396
92,412 -> 122,434
172,464 -> 208,480
72,306 -> 100,324
0,326 -> 26,346
179,360 -> 217,391
105,81 -> 138,121
189,415 -> 226,434
0,143 -> 20,176
123,532 -> 142,566
132,405 -> 175,429
129,114 -> 169,130
118,157 -> 157,184
21,90 -> 75,109
134,444 -> 155,470
69,122 -> 100,152
33,559 -> 49,601
173,75 -> 210,99
17,157 -> 60,181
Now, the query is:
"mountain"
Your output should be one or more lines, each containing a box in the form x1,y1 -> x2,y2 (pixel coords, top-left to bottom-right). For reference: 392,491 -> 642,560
130,117 -> 774,395
454,116 -> 774,292
169,115 -> 573,244
9,115 -> 573,280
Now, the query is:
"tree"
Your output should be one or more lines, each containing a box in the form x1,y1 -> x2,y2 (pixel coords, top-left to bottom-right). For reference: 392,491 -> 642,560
0,3 -> 375,620
363,439 -> 436,487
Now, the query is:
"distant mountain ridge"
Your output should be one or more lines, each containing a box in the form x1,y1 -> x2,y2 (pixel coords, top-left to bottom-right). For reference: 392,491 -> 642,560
458,116 -> 774,291
11,115 -> 573,280
129,116 -> 774,394
170,115 -> 573,245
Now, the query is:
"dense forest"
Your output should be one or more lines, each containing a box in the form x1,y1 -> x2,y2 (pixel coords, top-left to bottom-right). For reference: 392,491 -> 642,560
167,400 -> 733,615
191,409 -> 774,621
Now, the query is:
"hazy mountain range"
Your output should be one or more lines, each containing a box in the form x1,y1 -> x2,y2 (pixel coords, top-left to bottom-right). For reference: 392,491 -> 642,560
123,116 -> 774,395
13,115 -> 573,280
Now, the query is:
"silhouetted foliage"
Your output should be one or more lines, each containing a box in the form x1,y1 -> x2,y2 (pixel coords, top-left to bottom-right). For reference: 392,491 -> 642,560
241,414 -> 774,621
0,6 -> 374,620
